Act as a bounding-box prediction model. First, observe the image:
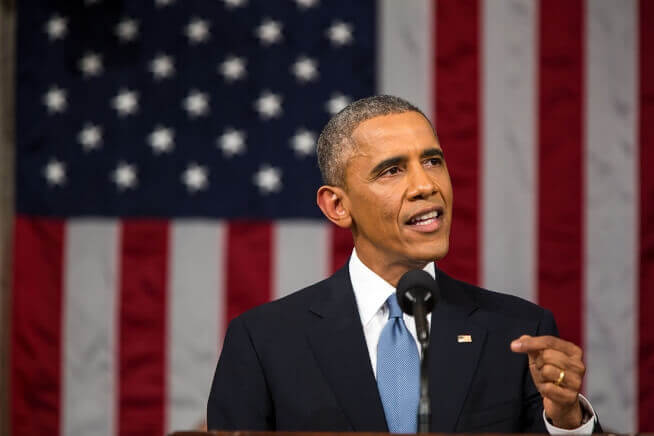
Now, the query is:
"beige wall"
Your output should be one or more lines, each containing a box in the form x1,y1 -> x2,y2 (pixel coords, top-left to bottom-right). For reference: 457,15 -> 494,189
0,0 -> 15,434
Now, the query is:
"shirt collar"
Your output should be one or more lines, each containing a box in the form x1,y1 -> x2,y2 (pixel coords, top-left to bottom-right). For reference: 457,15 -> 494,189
349,248 -> 436,326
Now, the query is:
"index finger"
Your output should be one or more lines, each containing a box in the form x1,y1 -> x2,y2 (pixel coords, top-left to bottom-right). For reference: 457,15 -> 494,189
511,335 -> 582,359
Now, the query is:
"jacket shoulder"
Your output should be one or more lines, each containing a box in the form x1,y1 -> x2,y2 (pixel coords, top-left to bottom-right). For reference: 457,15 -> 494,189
440,271 -> 552,325
230,272 -> 337,327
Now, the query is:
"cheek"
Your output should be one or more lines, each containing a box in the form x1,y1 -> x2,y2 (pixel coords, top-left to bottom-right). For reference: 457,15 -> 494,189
379,198 -> 399,224
369,187 -> 401,224
438,172 -> 454,204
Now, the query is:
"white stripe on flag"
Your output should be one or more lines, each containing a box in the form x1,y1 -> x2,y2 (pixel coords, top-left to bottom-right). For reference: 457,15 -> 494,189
168,220 -> 225,432
378,0 -> 433,120
274,220 -> 329,299
62,220 -> 118,436
584,0 -> 638,431
481,0 -> 537,301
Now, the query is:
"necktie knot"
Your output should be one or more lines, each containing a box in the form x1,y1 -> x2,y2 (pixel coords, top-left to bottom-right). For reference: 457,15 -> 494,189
386,295 -> 403,319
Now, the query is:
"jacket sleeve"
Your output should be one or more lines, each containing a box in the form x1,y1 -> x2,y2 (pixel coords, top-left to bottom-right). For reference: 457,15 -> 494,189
207,315 -> 275,430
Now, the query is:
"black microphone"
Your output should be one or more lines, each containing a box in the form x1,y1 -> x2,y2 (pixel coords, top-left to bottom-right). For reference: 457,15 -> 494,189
396,269 -> 440,433
397,270 -> 438,343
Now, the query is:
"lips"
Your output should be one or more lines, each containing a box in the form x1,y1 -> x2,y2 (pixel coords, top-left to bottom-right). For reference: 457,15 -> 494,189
406,207 -> 444,226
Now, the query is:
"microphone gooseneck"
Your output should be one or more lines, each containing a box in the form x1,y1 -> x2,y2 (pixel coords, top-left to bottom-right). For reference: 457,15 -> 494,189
395,269 -> 440,433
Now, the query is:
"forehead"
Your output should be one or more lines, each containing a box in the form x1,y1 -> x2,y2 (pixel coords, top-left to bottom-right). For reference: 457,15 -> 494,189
350,111 -> 439,156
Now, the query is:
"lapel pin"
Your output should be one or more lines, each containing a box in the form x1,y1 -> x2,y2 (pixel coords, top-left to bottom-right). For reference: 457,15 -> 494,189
457,334 -> 472,343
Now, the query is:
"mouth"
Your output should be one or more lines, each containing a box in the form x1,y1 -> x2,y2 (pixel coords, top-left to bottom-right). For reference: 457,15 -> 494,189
405,207 -> 444,233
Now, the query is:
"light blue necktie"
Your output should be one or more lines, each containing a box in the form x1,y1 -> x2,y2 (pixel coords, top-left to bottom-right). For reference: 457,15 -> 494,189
377,295 -> 420,433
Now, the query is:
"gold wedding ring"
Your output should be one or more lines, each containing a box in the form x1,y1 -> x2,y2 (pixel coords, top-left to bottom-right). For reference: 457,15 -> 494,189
554,370 -> 565,386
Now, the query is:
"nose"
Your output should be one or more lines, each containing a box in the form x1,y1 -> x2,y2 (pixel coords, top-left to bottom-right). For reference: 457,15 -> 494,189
406,165 -> 437,200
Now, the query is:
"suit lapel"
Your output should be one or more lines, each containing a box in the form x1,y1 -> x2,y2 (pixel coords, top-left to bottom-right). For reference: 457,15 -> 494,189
429,272 -> 487,432
306,267 -> 388,432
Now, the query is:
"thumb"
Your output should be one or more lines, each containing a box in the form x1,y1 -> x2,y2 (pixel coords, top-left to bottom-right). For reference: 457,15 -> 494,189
510,335 -> 532,353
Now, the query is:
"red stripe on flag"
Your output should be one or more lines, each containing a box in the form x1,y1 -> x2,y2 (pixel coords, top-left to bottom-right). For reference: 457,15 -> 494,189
639,0 -> 654,430
330,225 -> 352,274
118,220 -> 168,436
434,0 -> 481,285
536,0 -> 584,345
10,217 -> 65,436
226,221 -> 272,325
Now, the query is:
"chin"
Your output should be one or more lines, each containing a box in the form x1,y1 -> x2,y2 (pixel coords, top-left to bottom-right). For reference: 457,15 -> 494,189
407,241 -> 449,264
416,239 -> 450,262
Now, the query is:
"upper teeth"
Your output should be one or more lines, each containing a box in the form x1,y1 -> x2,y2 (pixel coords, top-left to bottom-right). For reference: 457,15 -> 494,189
411,210 -> 440,223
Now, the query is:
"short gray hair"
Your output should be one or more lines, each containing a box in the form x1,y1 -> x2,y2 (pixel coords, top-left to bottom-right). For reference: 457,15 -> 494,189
316,95 -> 430,187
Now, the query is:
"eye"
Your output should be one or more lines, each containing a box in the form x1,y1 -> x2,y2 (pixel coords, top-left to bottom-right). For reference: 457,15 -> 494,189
424,157 -> 443,167
380,166 -> 401,177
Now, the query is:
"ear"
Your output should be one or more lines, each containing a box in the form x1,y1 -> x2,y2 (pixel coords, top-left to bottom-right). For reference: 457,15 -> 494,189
316,185 -> 352,229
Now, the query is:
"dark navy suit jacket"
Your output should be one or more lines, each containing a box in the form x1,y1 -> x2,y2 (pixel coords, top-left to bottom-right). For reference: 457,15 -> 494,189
207,266 -> 596,432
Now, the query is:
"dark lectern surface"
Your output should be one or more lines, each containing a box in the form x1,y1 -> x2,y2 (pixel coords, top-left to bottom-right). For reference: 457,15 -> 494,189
172,432 -> 645,436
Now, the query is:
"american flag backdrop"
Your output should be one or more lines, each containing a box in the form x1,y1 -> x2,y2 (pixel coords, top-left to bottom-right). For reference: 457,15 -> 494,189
9,0 -> 654,434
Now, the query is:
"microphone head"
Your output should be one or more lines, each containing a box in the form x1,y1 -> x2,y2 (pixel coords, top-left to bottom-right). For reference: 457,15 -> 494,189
396,269 -> 439,315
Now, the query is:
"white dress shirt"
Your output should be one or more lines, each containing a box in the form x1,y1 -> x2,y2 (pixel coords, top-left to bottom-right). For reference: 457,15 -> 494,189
347,249 -> 596,434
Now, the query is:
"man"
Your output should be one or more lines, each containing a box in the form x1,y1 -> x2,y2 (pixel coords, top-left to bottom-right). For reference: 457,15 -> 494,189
207,95 -> 600,433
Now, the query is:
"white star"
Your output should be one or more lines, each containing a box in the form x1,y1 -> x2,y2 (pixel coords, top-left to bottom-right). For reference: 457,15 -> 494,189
254,91 -> 283,119
291,128 -> 316,157
253,164 -> 282,194
111,162 -> 138,190
148,126 -> 175,154
115,18 -> 139,42
185,18 -> 210,44
219,56 -> 247,82
255,18 -> 283,45
222,0 -> 247,8
295,0 -> 319,9
325,93 -> 351,115
291,56 -> 319,83
78,123 -> 103,151
155,0 -> 175,6
43,86 -> 67,113
45,15 -> 68,40
43,159 -> 66,186
181,163 -> 209,193
218,128 -> 246,157
183,90 -> 209,117
149,54 -> 175,80
326,20 -> 353,46
78,52 -> 103,77
111,89 -> 139,116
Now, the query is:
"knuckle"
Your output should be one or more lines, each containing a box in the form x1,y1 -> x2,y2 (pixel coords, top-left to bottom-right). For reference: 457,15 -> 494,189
542,349 -> 556,362
543,364 -> 558,379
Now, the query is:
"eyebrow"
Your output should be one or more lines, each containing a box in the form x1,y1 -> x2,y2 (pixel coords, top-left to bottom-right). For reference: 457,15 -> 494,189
369,148 -> 444,176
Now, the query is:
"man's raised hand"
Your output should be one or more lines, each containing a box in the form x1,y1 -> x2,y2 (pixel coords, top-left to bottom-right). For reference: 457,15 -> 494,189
511,335 -> 585,429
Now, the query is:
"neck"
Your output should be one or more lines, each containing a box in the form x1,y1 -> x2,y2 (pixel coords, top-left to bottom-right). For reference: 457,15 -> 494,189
353,246 -> 430,287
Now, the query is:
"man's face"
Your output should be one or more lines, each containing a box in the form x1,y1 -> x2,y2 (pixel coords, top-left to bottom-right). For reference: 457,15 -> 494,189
343,111 -> 453,270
